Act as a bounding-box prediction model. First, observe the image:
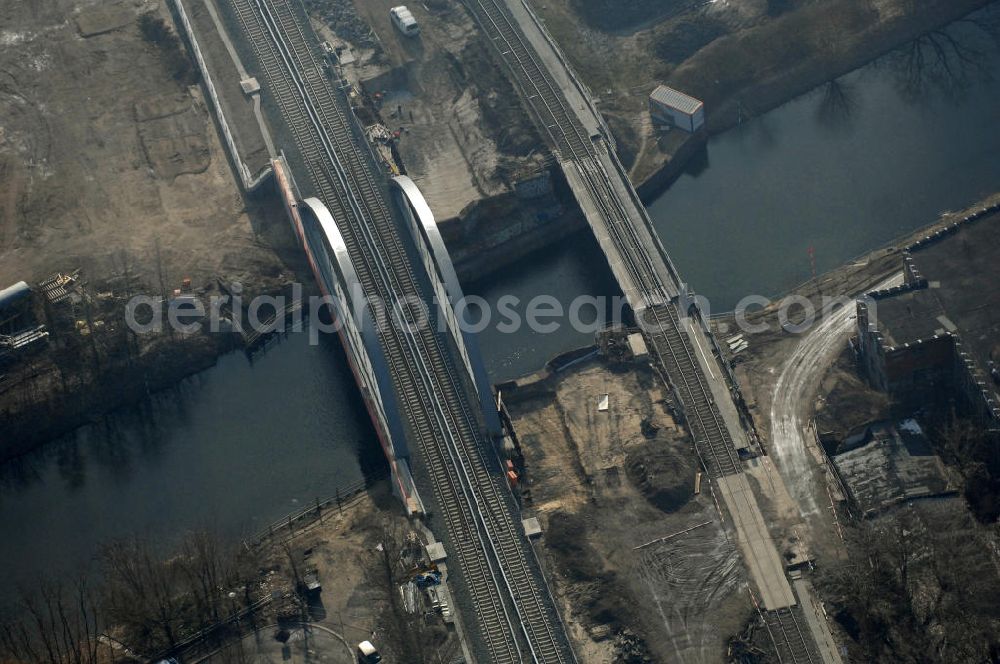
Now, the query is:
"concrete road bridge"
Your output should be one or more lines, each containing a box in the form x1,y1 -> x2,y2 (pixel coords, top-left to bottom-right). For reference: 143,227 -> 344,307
460,0 -> 844,661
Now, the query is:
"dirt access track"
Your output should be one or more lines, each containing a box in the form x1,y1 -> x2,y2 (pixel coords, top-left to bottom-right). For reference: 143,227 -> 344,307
0,0 -> 291,295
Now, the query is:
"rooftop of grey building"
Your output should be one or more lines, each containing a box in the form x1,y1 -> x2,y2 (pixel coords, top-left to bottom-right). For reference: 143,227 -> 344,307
871,209 -> 1000,380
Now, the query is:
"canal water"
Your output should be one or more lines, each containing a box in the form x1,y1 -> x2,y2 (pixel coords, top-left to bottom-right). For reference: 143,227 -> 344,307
1,7 -> 998,587
474,6 -> 1000,377
0,331 -> 379,588
647,12 -> 1000,312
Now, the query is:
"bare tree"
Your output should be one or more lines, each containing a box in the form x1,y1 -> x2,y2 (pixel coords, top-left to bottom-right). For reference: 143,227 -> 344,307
886,15 -> 1000,101
936,417 -> 1000,522
179,531 -> 227,625
0,576 -> 109,664
100,537 -> 183,652
178,531 -> 260,627
822,504 -> 1000,663
2,533 -> 263,663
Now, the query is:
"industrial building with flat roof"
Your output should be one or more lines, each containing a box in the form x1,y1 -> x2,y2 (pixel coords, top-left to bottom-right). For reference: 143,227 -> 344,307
856,203 -> 1000,424
832,419 -> 955,517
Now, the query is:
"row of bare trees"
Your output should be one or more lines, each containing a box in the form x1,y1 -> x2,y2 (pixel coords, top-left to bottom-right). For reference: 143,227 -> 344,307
821,502 -> 1000,663
0,532 -> 261,663
0,578 -> 106,664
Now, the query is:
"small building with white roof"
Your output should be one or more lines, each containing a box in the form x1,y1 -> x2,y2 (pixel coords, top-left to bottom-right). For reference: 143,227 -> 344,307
649,85 -> 705,133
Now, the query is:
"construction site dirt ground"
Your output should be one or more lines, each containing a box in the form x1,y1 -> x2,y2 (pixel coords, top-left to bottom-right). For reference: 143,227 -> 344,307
706,246 -> 903,576
504,358 -> 750,663
0,0 -> 297,293
253,484 -> 390,656
309,0 -> 546,222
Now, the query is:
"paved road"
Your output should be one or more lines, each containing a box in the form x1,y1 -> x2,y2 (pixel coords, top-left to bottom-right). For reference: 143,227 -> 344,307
768,273 -> 903,518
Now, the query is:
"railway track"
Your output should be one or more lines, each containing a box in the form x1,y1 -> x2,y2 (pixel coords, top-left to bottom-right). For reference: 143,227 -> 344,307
642,306 -> 743,477
463,0 -> 741,479
763,607 -> 820,664
226,0 -> 572,661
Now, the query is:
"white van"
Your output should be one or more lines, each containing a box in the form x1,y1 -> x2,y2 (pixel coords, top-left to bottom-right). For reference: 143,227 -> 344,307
389,6 -> 420,37
357,641 -> 382,663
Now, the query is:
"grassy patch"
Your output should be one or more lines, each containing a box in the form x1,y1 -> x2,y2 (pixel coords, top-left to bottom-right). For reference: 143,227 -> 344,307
653,14 -> 727,65
569,0 -> 689,32
672,0 -> 876,107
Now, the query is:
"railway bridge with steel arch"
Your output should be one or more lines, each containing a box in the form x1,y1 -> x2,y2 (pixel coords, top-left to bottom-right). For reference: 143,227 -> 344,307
218,0 -> 576,658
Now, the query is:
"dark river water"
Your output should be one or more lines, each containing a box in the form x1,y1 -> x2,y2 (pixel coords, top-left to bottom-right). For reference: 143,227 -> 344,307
0,332 -> 379,587
648,15 -> 1000,312
1,7 -> 998,588
475,7 -> 1000,377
